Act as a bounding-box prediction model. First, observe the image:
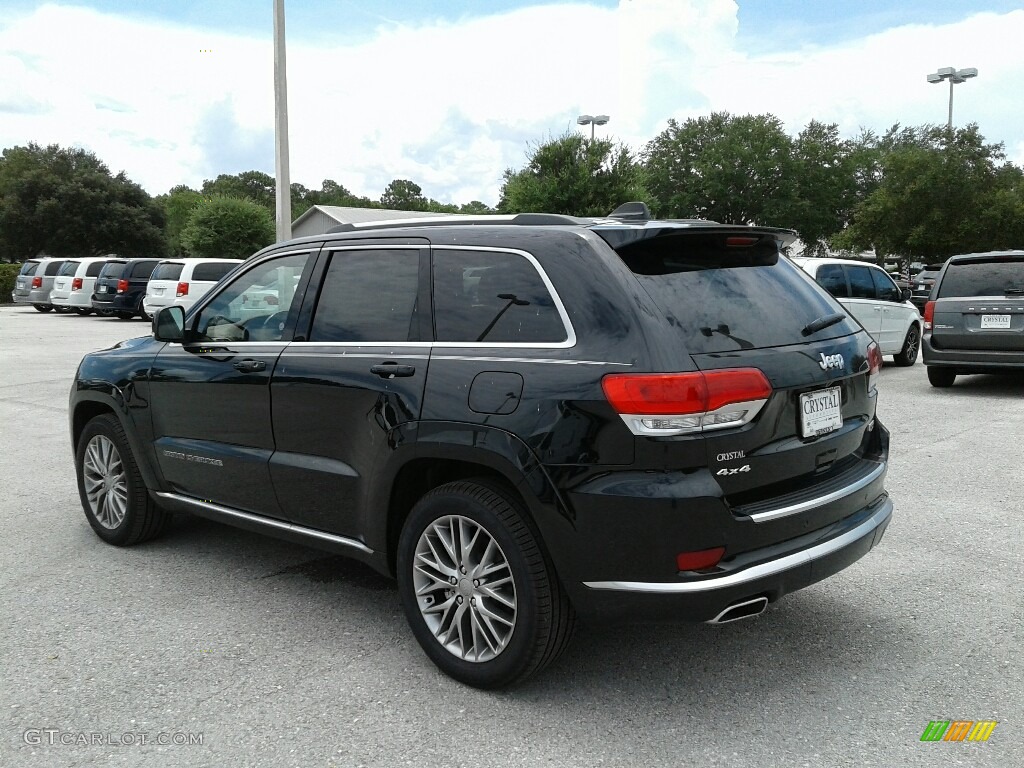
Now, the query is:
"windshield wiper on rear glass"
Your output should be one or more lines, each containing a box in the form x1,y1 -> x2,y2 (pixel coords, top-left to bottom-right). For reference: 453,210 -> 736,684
1004,288 -> 1024,295
801,312 -> 846,337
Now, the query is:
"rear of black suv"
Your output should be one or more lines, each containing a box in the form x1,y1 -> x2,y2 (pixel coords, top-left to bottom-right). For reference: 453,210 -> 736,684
922,250 -> 1024,387
69,213 -> 891,688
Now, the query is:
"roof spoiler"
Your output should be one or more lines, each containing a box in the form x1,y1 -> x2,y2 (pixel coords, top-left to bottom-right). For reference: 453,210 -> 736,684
325,212 -> 584,233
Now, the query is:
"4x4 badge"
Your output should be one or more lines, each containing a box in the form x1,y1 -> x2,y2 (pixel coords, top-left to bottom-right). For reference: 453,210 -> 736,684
818,352 -> 844,371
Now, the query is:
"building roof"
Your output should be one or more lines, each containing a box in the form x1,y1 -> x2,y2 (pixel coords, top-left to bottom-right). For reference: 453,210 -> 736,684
291,204 -> 457,229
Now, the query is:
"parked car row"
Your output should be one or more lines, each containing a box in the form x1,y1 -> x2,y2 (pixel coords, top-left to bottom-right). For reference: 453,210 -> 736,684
797,252 -> 1024,387
11,256 -> 242,319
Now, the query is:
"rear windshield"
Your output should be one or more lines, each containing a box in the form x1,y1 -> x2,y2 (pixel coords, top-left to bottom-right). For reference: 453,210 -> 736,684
99,261 -> 126,278
614,234 -> 860,353
192,261 -> 237,282
19,261 -> 39,276
938,258 -> 1024,298
44,261 -> 66,276
151,262 -> 184,281
59,261 -> 80,276
129,260 -> 159,279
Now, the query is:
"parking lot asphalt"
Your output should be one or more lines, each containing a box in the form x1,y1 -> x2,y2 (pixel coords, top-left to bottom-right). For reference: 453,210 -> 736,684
1,303 -> 1021,768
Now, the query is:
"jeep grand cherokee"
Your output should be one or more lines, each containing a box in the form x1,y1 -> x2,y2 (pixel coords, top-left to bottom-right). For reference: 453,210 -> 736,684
69,205 -> 892,688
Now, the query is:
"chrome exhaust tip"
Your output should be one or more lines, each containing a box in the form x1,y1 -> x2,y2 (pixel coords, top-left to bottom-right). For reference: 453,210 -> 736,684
707,596 -> 769,624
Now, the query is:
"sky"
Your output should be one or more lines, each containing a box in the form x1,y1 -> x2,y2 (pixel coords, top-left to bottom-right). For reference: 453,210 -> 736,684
1,0 -> 1022,208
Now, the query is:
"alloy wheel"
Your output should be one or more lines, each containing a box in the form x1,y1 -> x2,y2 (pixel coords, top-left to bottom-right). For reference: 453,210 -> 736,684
82,435 -> 128,529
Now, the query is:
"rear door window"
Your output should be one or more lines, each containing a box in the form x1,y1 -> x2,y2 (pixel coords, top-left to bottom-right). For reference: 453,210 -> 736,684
309,249 -> 421,342
845,265 -> 876,299
613,233 -> 858,353
938,258 -> 1024,298
192,261 -> 238,282
151,262 -> 184,281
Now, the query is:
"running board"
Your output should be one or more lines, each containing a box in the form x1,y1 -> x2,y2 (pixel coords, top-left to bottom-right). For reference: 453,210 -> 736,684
154,492 -> 373,555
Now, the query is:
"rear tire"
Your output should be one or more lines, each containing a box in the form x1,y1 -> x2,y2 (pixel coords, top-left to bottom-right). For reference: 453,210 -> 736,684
893,325 -> 920,367
397,480 -> 575,688
116,311 -> 135,320
75,308 -> 93,316
927,367 -> 956,388
75,414 -> 171,545
33,304 -> 52,313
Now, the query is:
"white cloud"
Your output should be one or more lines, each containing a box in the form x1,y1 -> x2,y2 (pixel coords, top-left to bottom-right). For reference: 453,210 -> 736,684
0,1 -> 1021,206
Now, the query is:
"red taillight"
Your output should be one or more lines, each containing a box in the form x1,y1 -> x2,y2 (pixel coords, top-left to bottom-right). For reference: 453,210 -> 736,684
116,279 -> 129,294
725,236 -> 759,247
602,369 -> 772,435
676,547 -> 726,572
31,276 -> 42,288
176,281 -> 189,297
867,341 -> 882,392
72,277 -> 83,291
923,300 -> 935,331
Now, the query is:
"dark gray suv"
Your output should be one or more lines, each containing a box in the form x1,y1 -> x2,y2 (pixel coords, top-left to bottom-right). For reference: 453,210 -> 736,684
922,250 -> 1024,387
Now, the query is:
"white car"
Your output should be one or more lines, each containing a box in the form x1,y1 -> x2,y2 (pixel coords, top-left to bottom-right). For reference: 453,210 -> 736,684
143,258 -> 242,315
795,257 -> 922,366
49,257 -> 113,315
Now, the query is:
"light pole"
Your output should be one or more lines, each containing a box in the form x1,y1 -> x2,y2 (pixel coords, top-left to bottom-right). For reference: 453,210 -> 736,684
273,0 -> 292,242
576,114 -> 610,140
926,66 -> 978,129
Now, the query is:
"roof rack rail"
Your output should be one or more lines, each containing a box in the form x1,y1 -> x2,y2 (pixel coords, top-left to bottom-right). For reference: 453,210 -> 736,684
325,212 -> 586,234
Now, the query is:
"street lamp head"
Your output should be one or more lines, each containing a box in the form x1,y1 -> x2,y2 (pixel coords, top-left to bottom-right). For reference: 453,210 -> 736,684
926,73 -> 943,84
937,66 -> 955,77
957,67 -> 978,79
577,114 -> 594,125
593,115 -> 610,126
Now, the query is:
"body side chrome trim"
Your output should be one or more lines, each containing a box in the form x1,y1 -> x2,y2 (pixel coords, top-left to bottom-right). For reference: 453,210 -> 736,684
745,462 -> 885,523
582,499 -> 890,594
155,492 -> 373,555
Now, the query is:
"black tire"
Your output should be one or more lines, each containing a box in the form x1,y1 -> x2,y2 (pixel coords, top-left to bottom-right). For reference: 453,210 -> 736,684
54,306 -> 72,314
74,308 -> 93,316
138,300 -> 150,322
33,304 -> 52,313
116,311 -> 135,320
893,325 -> 920,367
927,367 -> 956,388
397,480 -> 575,688
75,413 -> 171,545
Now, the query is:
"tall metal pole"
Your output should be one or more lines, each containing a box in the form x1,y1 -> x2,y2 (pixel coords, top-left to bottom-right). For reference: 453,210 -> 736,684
273,0 -> 292,242
947,79 -> 954,130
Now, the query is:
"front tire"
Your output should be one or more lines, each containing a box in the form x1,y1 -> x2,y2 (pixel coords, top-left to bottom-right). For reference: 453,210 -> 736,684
75,414 -> 170,545
893,325 -> 920,367
397,480 -> 575,688
927,367 -> 956,388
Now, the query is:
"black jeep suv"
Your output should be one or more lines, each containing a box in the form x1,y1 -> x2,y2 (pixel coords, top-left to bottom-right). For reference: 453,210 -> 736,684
69,207 -> 892,687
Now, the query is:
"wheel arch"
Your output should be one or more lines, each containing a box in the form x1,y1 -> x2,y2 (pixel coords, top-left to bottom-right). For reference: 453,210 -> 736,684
71,389 -> 163,491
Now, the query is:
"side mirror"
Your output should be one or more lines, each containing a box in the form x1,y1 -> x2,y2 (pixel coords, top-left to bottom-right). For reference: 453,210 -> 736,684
153,306 -> 186,342
901,287 -> 912,302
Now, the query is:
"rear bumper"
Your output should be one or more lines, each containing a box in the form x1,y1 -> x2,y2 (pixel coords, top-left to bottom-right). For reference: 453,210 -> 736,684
12,289 -> 32,304
91,293 -> 133,311
573,496 -> 891,622
51,292 -> 92,309
28,288 -> 52,306
922,336 -> 1024,370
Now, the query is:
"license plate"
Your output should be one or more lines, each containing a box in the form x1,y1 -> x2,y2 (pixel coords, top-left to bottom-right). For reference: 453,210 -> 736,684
98,285 -> 108,293
799,386 -> 842,438
980,314 -> 1011,329
16,279 -> 24,288
154,288 -> 164,296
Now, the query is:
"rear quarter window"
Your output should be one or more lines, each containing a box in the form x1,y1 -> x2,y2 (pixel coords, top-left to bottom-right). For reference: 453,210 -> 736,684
192,261 -> 237,282
151,262 -> 184,281
938,258 -> 1024,298
615,234 -> 859,354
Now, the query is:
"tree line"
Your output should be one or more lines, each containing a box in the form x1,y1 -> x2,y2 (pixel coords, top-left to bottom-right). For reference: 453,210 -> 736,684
1,113 -> 1022,264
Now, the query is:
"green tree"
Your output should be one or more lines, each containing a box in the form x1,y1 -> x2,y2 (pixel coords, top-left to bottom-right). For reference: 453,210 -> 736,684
834,125 -> 1024,261
0,143 -> 165,260
642,112 -> 798,225
498,132 -> 647,216
156,185 -> 204,257
788,121 -> 859,255
459,200 -> 496,215
179,196 -> 274,259
380,179 -> 428,211
201,170 -> 276,209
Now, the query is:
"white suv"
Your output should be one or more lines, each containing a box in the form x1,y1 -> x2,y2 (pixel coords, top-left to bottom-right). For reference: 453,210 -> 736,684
49,257 -> 113,315
795,257 -> 922,366
143,258 -> 242,315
